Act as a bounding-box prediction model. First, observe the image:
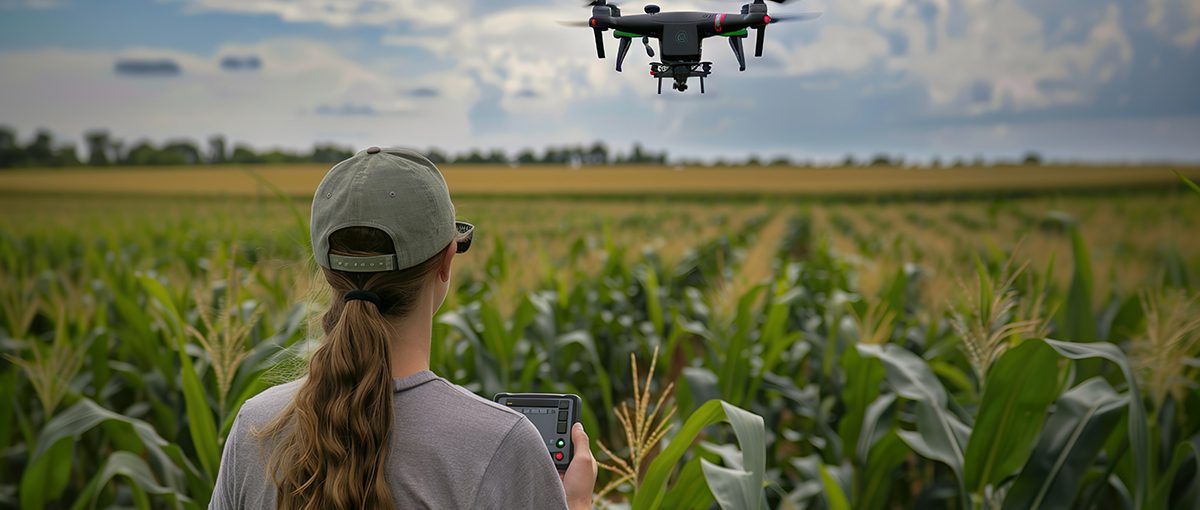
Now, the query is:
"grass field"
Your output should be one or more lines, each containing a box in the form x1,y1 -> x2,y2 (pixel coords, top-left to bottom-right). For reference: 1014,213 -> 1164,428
2,168 -> 1199,509
1,164 -> 1198,197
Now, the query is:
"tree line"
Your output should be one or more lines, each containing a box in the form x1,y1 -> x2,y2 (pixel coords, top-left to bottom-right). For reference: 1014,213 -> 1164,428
0,126 -> 1048,169
0,127 -> 672,169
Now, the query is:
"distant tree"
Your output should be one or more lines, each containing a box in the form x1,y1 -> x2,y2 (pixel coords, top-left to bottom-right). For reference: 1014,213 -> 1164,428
485,149 -> 508,165
930,157 -> 942,168
516,149 -> 537,165
53,144 -> 81,166
842,154 -> 857,167
0,127 -> 12,151
0,126 -> 20,168
425,147 -> 448,164
85,130 -> 111,166
1022,151 -> 1042,166
745,155 -> 762,166
208,135 -> 227,164
588,141 -> 608,165
460,149 -> 485,164
162,140 -> 202,165
311,144 -> 353,164
124,140 -> 160,165
26,130 -> 55,167
258,149 -> 304,164
628,142 -> 648,164
869,153 -> 893,167
768,155 -> 792,166
111,139 -> 126,164
230,144 -> 261,164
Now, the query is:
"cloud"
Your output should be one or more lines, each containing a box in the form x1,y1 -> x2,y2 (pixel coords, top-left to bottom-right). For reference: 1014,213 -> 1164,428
219,55 -> 262,71
114,58 -> 182,77
0,39 -> 479,150
762,0 -> 1135,115
382,6 -> 647,114
0,0 -> 64,8
406,87 -> 439,98
180,0 -> 468,28
313,103 -> 378,116
1145,0 -> 1200,48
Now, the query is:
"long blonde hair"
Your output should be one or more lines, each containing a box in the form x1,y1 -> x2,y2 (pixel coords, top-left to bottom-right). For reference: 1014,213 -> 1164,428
256,226 -> 446,509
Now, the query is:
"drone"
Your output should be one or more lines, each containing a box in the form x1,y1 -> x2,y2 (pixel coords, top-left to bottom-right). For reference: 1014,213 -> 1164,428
562,0 -> 820,93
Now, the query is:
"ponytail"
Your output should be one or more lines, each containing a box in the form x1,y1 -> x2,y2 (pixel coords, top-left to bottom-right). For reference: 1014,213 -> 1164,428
255,226 -> 446,510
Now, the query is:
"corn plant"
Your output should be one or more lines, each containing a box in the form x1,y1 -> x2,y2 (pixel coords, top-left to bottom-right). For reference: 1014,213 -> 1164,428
1,190 -> 1199,510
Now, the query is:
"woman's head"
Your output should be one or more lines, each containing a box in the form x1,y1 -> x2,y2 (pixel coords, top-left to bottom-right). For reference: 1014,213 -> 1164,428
319,226 -> 454,331
256,148 -> 470,509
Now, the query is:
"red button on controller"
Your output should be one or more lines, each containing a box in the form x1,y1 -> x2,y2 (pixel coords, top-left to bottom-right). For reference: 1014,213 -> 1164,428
554,452 -> 564,461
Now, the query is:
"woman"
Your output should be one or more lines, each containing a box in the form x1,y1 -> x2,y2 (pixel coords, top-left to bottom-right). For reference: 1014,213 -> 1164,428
210,147 -> 598,509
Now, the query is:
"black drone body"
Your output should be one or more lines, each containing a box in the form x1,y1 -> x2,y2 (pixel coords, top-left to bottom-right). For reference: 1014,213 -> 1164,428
566,0 -> 819,93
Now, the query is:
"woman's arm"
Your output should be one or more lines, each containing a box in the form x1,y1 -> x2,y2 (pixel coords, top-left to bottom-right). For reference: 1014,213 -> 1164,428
208,410 -> 244,510
472,418 -> 572,509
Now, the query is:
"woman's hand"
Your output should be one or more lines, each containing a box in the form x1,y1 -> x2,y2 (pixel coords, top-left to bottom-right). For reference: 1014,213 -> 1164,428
561,422 -> 597,510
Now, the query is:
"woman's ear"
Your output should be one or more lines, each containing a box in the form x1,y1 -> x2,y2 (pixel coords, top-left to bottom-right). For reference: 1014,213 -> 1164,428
438,241 -> 455,282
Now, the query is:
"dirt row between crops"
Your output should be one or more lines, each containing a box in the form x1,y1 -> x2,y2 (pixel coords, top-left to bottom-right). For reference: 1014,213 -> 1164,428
2,165 -> 1198,197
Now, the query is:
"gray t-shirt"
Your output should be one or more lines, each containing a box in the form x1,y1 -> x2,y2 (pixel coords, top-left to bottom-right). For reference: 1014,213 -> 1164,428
209,370 -> 569,509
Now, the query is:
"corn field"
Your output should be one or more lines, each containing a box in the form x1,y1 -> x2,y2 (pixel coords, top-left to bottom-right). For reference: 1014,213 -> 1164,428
1,186 -> 1199,509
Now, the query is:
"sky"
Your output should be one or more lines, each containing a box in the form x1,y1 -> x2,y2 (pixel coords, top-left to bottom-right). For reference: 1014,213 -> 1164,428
0,0 -> 1198,163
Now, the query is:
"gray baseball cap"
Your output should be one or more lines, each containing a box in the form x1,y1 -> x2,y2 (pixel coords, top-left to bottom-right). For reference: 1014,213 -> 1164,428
310,146 -> 473,272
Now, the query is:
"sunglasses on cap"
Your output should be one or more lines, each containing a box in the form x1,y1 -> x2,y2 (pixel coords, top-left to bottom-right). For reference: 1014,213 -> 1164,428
455,221 -> 474,254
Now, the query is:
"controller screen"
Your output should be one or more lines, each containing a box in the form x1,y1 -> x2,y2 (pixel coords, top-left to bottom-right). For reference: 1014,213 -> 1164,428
514,406 -> 558,437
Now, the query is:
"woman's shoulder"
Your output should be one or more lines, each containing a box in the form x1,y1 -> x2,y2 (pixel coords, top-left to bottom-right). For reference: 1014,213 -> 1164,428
233,377 -> 306,430
429,378 -> 521,413
418,376 -> 532,435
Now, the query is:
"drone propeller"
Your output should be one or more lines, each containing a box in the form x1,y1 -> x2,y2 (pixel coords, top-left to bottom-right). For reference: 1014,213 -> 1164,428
584,0 -> 621,16
557,20 -> 592,27
766,12 -> 821,22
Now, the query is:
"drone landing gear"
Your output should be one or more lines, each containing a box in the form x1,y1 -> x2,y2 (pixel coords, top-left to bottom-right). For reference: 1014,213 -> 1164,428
650,61 -> 712,94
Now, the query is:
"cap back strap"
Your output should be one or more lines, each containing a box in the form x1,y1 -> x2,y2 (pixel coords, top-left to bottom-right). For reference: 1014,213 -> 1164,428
328,254 -> 396,272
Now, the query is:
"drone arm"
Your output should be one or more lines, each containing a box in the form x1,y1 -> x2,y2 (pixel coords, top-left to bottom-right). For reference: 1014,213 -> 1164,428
615,36 -> 631,71
593,28 -> 605,58
728,35 -> 746,71
754,25 -> 765,57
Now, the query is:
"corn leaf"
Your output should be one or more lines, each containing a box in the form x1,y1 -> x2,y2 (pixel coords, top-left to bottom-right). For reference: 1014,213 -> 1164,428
139,274 -> 220,485
1001,377 -> 1126,510
69,451 -> 195,510
963,339 -> 1060,494
633,400 -> 765,510
1044,339 -> 1148,508
819,463 -> 851,510
1060,229 -> 1097,341
1175,170 -> 1200,196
